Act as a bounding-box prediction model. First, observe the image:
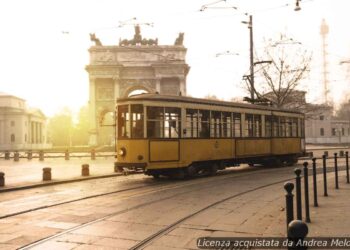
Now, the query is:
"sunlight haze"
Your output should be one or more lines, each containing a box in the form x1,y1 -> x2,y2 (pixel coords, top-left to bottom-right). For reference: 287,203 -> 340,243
0,0 -> 349,116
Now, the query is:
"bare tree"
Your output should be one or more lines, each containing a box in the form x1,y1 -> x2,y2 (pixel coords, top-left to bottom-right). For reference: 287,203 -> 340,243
246,34 -> 312,110
336,99 -> 350,120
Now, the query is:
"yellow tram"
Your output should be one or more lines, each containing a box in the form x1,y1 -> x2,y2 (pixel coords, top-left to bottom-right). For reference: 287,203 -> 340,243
115,94 -> 305,178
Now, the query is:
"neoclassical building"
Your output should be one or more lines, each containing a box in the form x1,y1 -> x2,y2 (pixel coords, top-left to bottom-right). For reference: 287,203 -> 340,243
86,26 -> 190,145
0,92 -> 49,150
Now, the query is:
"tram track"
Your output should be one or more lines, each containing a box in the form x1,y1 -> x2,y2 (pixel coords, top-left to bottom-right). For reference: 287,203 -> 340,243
1,166 -> 262,220
9,162 -> 348,249
16,166 -> 290,249
130,165 -> 350,250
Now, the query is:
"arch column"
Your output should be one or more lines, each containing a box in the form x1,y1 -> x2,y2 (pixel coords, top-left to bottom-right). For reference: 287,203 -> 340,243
89,77 -> 97,146
179,76 -> 186,95
113,77 -> 120,99
155,78 -> 161,93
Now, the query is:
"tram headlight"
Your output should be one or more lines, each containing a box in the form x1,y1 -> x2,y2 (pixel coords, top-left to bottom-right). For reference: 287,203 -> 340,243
118,147 -> 126,157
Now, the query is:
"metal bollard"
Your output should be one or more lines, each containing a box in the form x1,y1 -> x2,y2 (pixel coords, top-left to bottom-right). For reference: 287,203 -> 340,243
27,151 -> 32,160
65,150 -> 70,160
288,220 -> 309,250
346,151 -> 349,184
91,149 -> 96,160
4,151 -> 10,160
82,164 -> 90,176
284,182 -> 294,234
294,168 -> 302,221
334,153 -> 339,189
324,151 -> 328,157
0,172 -> 4,187
322,155 -> 328,196
303,162 -> 311,223
39,150 -> 44,161
42,167 -> 51,181
14,151 -> 19,162
312,158 -> 318,207
339,150 -> 344,157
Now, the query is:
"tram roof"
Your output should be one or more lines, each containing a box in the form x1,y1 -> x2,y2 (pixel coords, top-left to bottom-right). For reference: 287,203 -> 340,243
117,93 -> 303,115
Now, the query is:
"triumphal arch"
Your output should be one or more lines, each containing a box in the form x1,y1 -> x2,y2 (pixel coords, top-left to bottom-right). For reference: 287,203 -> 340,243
86,26 -> 190,145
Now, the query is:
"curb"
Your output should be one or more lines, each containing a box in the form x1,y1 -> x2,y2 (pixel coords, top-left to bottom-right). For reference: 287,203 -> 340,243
0,173 -> 124,193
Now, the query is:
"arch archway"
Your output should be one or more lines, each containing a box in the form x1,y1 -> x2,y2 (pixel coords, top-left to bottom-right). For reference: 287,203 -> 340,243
124,85 -> 152,98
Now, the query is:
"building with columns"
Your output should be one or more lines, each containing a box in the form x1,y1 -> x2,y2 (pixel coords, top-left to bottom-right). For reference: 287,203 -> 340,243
0,92 -> 49,150
86,27 -> 190,145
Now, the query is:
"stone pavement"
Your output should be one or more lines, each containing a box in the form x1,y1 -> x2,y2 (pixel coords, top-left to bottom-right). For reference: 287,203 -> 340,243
0,167 -> 346,249
144,171 -> 350,249
0,157 -> 118,189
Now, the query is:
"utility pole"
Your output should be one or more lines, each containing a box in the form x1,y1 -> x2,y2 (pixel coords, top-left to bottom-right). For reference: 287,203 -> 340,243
320,18 -> 329,104
242,15 -> 255,102
248,15 -> 254,102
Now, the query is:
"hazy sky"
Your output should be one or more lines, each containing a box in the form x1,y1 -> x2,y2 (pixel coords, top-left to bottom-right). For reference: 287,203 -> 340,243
0,0 -> 349,116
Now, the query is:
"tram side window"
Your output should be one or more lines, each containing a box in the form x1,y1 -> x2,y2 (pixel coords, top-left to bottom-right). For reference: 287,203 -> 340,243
210,111 -> 221,138
198,110 -> 210,138
131,104 -> 144,138
245,114 -> 254,137
265,115 -> 272,137
300,118 -> 305,137
164,107 -> 181,138
292,118 -> 298,137
117,105 -> 130,138
233,113 -> 241,137
185,109 -> 198,138
272,116 -> 279,137
245,114 -> 261,137
279,117 -> 287,137
147,107 -> 164,138
286,118 -> 292,137
222,112 -> 231,138
254,115 -> 261,137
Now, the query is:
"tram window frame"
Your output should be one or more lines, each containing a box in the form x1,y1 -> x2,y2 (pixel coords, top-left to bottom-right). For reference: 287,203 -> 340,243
222,112 -> 231,138
147,107 -> 164,138
233,113 -> 241,137
198,110 -> 210,138
272,116 -> 279,137
210,111 -> 222,138
185,109 -> 198,138
292,118 -> 298,137
245,114 -> 261,137
245,114 -> 254,137
285,118 -> 292,137
131,104 -> 144,138
117,105 -> 130,138
279,117 -> 287,137
146,106 -> 181,139
254,115 -> 261,137
300,118 -> 305,137
164,107 -> 181,138
265,115 -> 272,137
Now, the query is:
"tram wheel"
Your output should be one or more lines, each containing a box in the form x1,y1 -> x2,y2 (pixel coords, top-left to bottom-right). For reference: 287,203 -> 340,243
152,174 -> 160,179
285,156 -> 298,166
208,163 -> 218,176
186,165 -> 197,178
170,169 -> 185,179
